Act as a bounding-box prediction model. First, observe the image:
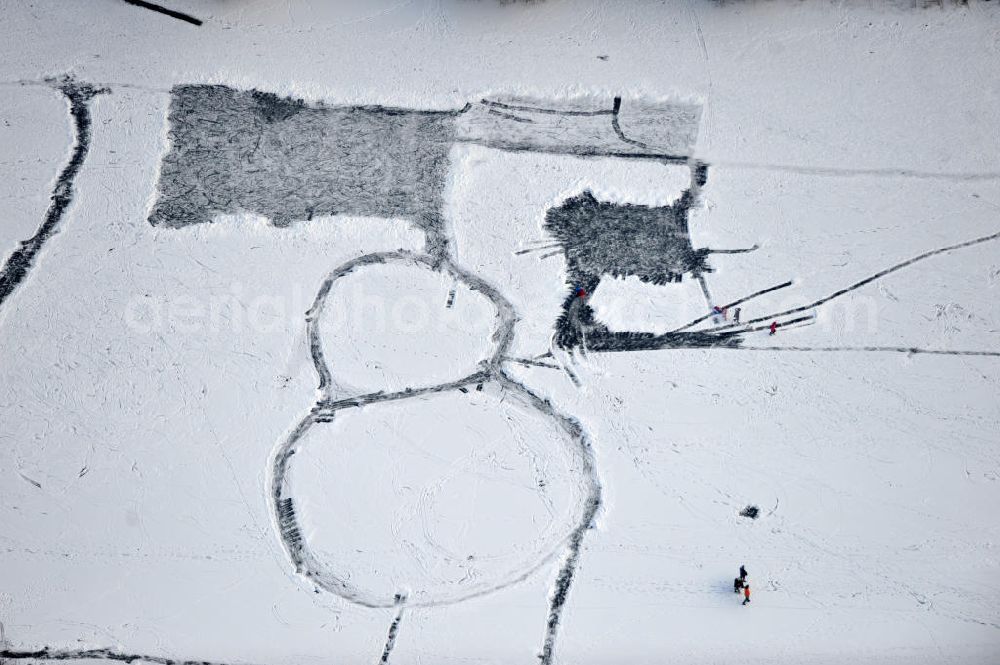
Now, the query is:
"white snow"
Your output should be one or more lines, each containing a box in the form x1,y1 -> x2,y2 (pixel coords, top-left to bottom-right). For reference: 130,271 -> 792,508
1,2 -> 999,664
589,274 -> 710,334
448,143 -> 691,357
314,260 -> 497,395
289,384 -> 587,607
0,86 -> 69,265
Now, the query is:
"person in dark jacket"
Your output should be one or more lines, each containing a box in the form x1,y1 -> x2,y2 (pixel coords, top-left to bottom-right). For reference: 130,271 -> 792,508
733,577 -> 744,593
739,565 -> 747,581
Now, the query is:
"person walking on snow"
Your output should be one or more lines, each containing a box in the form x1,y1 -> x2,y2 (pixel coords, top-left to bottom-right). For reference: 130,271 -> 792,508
742,583 -> 751,606
740,565 -> 747,581
769,321 -> 778,336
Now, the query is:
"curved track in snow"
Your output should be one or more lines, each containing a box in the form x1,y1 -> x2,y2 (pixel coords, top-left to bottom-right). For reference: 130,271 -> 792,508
268,250 -> 602,663
0,77 -> 107,316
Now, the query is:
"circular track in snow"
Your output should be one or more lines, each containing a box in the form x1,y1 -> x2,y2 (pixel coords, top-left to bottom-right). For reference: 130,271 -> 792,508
279,382 -> 591,607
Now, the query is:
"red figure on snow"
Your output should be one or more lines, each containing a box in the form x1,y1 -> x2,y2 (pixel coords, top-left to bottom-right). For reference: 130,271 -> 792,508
769,321 -> 778,336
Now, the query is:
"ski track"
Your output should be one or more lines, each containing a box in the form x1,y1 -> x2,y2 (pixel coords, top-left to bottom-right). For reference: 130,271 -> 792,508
701,228 -> 1000,336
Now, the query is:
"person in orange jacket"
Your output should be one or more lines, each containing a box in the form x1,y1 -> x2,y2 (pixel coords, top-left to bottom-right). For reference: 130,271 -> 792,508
742,583 -> 751,605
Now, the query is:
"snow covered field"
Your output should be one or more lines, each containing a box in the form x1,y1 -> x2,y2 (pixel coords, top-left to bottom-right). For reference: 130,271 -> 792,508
1,1 -> 999,664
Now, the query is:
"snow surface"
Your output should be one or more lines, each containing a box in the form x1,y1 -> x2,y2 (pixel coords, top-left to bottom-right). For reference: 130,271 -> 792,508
313,259 -> 498,394
1,2 -> 1000,664
0,87 -> 69,266
448,144 -> 692,358
289,384 -> 587,607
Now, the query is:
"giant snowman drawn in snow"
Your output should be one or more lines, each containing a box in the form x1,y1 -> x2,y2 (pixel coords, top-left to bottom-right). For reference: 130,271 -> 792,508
141,85 -> 1000,663
144,85 -> 745,660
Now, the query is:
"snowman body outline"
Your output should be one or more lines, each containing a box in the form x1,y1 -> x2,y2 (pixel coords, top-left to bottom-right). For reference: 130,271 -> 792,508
268,251 -> 602,627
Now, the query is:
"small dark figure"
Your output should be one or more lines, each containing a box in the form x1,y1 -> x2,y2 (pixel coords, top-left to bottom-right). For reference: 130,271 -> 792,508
769,321 -> 778,335
740,565 -> 747,581
733,577 -> 744,593
743,583 -> 751,605
733,307 -> 741,324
